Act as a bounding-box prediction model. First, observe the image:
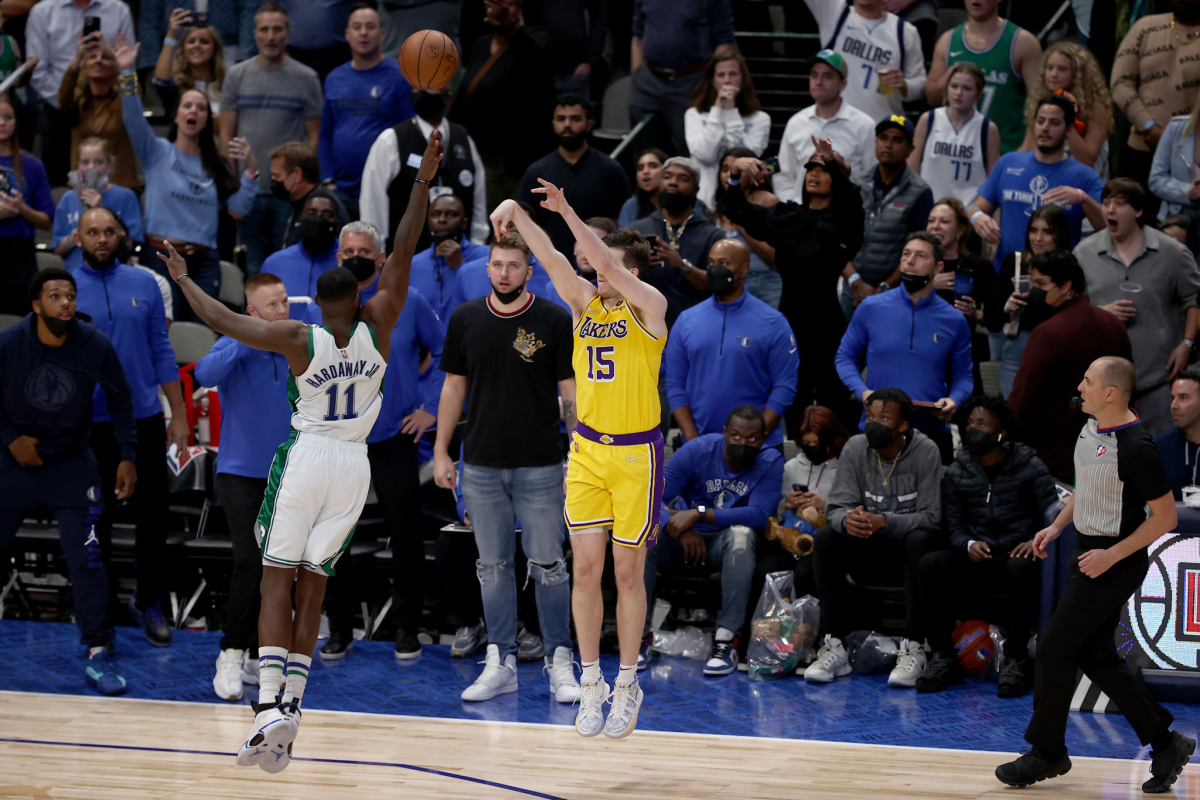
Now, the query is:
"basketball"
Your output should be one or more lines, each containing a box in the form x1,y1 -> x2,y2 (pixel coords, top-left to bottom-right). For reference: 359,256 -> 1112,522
399,29 -> 459,91
953,620 -> 994,675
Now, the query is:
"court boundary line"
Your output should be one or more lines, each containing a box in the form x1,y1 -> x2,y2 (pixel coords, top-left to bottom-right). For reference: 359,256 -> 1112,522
0,689 -> 1155,764
0,735 -> 568,799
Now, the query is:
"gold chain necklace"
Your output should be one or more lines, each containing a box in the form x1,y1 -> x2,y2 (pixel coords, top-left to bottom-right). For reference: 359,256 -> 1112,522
664,213 -> 692,249
876,452 -> 898,488
1171,15 -> 1200,46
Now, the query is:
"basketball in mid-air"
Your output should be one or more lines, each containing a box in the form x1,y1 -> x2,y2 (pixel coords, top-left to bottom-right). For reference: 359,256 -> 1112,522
952,620 -> 994,675
399,30 -> 459,91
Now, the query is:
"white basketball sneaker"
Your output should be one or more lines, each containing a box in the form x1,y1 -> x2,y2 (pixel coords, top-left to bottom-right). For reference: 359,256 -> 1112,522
546,647 -> 582,703
461,644 -> 519,702
235,702 -> 298,771
213,648 -> 245,701
574,677 -> 610,738
803,635 -> 851,683
241,651 -> 259,685
888,639 -> 928,688
603,680 -> 644,739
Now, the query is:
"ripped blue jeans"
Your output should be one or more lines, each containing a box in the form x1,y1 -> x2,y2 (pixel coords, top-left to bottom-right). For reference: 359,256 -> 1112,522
461,463 -> 571,659
644,525 -> 757,634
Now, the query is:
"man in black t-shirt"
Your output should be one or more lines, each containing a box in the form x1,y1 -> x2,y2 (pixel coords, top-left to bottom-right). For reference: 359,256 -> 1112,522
432,231 -> 582,706
996,357 -> 1195,793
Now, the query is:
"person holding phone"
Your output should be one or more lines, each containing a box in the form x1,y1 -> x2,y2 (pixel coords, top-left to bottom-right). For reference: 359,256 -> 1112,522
51,136 -> 143,272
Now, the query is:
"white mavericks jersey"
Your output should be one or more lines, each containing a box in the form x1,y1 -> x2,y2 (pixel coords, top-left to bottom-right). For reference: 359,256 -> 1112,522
811,3 -> 911,122
920,107 -> 989,206
288,321 -> 385,442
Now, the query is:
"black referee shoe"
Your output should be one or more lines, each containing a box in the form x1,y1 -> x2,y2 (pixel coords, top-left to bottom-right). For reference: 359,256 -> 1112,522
1143,732 -> 1196,794
995,748 -> 1072,787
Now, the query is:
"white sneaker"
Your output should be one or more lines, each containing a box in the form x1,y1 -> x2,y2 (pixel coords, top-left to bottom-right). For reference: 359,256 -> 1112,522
887,639 -> 928,688
235,703 -> 297,770
574,677 -> 609,738
213,649 -> 245,701
545,647 -> 581,703
241,651 -> 259,685
461,644 -> 519,702
803,635 -> 851,683
603,680 -> 644,739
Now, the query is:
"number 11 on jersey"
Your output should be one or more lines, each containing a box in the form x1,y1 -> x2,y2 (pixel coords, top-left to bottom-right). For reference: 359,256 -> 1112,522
323,382 -> 358,421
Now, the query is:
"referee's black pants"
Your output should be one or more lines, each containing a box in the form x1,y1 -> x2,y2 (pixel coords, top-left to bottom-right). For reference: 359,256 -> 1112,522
1024,538 -> 1174,753
216,473 -> 266,655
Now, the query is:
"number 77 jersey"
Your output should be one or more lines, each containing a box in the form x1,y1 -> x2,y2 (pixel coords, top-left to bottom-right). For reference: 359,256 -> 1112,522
572,296 -> 665,435
289,321 -> 386,442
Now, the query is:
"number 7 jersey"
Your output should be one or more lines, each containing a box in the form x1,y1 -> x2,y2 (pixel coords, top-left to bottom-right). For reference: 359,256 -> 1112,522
289,321 -> 386,442
572,295 -> 665,435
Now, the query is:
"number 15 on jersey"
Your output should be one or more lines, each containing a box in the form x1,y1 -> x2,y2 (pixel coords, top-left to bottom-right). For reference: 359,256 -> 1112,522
585,344 -> 615,382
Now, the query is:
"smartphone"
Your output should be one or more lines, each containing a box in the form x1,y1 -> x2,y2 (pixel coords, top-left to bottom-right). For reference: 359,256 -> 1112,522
83,16 -> 101,37
183,11 -> 208,27
792,483 -> 809,493
762,156 -> 781,175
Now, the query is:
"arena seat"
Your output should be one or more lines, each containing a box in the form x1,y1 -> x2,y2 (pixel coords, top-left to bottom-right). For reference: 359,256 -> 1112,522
35,250 -> 65,272
218,261 -> 245,310
593,75 -> 632,145
0,313 -> 22,329
169,321 -> 218,365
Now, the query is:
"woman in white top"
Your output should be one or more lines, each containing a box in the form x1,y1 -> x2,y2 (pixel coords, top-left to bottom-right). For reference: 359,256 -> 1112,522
684,52 -> 771,212
153,7 -> 224,120
909,62 -> 999,208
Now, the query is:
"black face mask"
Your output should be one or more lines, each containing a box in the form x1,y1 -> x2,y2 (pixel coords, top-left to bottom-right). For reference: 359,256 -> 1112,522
270,178 -> 292,202
300,216 -> 337,254
707,265 -> 735,296
726,443 -> 760,471
493,281 -> 526,304
865,421 -> 897,450
801,444 -> 827,464
899,271 -> 931,294
558,131 -> 587,151
412,91 -> 446,121
1027,286 -> 1049,307
343,255 -> 377,282
82,248 -> 116,271
963,427 -> 1002,457
39,312 -> 72,337
658,189 -> 692,214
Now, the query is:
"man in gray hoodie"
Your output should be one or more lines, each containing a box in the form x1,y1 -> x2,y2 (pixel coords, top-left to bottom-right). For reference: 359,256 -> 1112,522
803,387 -> 944,687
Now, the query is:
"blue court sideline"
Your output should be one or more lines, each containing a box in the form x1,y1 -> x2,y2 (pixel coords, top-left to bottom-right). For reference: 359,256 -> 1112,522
1,619 -> 1196,762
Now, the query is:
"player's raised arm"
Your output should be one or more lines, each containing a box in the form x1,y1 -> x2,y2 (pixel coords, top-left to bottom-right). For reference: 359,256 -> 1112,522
536,178 -> 667,336
362,129 -> 444,340
492,197 -> 596,320
159,243 -> 310,368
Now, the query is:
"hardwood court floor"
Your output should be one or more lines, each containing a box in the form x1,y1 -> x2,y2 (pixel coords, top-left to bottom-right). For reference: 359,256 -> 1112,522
0,692 -> 1196,799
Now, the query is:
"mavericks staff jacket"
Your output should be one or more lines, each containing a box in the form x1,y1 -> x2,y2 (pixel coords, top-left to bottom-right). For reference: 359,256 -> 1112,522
942,441 -> 1060,554
662,433 -> 784,533
0,314 -> 136,467
826,429 -> 944,538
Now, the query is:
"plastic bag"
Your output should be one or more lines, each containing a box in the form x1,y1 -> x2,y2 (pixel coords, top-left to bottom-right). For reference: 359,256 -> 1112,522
747,570 -> 819,681
844,630 -> 898,674
652,626 -> 710,661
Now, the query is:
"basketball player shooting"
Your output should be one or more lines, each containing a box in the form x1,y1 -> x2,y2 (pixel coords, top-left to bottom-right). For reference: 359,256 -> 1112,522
492,181 -> 667,740
159,131 -> 443,772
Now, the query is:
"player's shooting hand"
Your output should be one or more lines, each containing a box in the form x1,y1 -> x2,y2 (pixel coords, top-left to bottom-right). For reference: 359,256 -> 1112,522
679,530 -> 707,565
115,460 -> 137,499
400,408 -> 436,441
156,241 -> 188,282
532,178 -> 571,215
433,449 -> 457,490
1078,547 -> 1117,578
489,199 -> 519,241
417,129 -> 443,182
8,435 -> 42,467
1010,540 -> 1036,560
1032,525 -> 1061,559
968,540 -> 992,562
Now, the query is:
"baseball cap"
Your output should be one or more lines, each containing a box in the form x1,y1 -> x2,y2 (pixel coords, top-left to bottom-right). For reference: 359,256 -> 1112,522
806,49 -> 847,79
662,156 -> 700,182
876,114 -> 915,143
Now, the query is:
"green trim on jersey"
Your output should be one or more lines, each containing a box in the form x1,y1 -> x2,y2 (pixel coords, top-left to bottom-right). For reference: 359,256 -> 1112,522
318,524 -> 357,576
255,429 -> 300,558
948,20 -> 1025,153
357,317 -> 386,398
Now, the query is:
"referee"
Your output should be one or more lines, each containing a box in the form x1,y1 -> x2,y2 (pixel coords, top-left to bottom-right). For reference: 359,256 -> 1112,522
996,357 -> 1195,793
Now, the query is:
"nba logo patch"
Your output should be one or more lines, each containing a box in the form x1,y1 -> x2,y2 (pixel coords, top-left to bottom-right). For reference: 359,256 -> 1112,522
339,348 -> 349,360
1096,444 -> 1108,458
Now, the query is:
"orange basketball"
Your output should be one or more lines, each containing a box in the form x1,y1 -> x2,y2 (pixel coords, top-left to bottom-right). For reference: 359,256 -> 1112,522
399,29 -> 459,92
952,620 -> 994,675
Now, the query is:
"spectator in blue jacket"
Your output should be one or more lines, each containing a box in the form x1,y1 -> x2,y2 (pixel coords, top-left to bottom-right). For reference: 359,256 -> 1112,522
642,405 -> 784,677
318,3 -> 414,219
409,195 -> 488,321
52,137 -> 144,273
193,271 -> 293,702
834,231 -> 974,463
0,268 -> 137,695
261,192 -> 344,318
666,238 -> 798,451
312,220 -> 448,660
73,207 -> 189,648
1157,368 -> 1200,500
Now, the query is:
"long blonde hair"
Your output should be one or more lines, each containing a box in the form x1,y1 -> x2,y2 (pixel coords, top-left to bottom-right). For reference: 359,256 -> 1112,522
1023,41 -> 1113,135
173,25 -> 225,104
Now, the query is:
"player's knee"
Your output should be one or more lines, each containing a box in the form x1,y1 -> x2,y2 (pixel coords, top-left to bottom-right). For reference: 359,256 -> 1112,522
475,559 -> 509,587
528,558 -> 568,587
613,559 -> 644,593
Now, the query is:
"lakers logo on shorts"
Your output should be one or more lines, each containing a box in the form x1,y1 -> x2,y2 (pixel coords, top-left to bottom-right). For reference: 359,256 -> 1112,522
600,434 -> 613,444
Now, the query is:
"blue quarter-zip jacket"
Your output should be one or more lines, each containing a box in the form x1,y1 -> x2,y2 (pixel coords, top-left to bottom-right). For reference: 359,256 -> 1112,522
662,433 -> 783,533
73,261 -> 178,421
261,242 -> 340,319
666,291 -> 799,448
834,287 -> 974,430
410,235 -> 488,321
193,337 -> 292,479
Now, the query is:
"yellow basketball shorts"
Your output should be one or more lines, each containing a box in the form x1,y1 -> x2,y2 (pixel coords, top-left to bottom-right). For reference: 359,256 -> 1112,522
564,423 -> 664,548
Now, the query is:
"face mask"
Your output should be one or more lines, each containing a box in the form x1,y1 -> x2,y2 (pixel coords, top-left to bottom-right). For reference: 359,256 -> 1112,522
899,271 -> 931,294
343,255 -> 377,282
39,312 -> 71,337
300,216 -> 337,254
82,248 -> 116,271
113,236 -> 132,263
270,178 -> 292,202
865,421 -> 896,450
1027,286 -> 1049,307
412,91 -> 446,121
658,189 -> 692,214
801,444 -> 827,464
707,265 -> 735,296
558,131 -> 587,151
493,281 -> 525,304
963,427 -> 1001,457
726,443 -> 760,471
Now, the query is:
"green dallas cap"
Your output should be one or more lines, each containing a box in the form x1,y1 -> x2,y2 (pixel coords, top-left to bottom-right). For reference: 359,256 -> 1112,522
806,49 -> 847,79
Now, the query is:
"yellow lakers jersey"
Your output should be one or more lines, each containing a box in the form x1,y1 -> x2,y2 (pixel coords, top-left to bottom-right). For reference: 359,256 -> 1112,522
572,295 -> 665,435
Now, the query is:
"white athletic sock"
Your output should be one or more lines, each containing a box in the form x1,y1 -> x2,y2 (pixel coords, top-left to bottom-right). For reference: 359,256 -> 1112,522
616,663 -> 637,687
281,653 -> 312,705
257,646 -> 288,704
581,659 -> 601,683
715,627 -> 735,643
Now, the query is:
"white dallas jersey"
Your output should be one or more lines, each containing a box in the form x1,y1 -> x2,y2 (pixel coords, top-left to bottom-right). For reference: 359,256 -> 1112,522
817,5 -> 910,122
289,321 -> 385,442
920,107 -> 989,206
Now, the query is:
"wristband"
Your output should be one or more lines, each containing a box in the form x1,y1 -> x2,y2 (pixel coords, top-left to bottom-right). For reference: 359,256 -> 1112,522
847,273 -> 861,285
1142,118 -> 1157,131
118,70 -> 139,96
414,177 -> 430,185
970,210 -> 984,224
175,272 -> 189,284
163,37 -> 178,47
1187,338 -> 1196,348
728,175 -> 741,186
